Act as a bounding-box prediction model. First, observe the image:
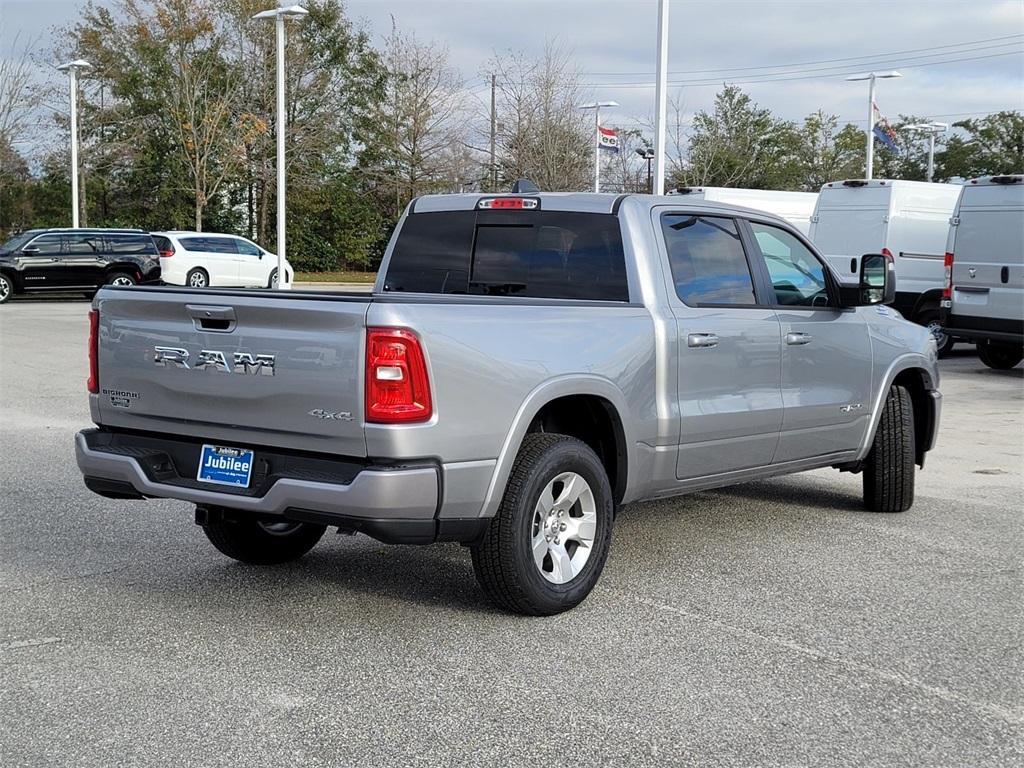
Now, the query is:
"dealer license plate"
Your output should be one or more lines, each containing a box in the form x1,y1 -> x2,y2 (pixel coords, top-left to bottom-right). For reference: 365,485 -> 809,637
197,444 -> 255,487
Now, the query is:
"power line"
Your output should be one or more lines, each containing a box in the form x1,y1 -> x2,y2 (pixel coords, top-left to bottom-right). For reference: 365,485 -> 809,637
579,33 -> 1024,77
580,49 -> 1024,89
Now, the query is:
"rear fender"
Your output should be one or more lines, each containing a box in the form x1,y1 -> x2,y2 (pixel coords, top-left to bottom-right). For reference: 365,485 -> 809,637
478,375 -> 635,519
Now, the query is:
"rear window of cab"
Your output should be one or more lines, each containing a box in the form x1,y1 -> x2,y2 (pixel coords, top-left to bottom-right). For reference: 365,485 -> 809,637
383,210 -> 629,302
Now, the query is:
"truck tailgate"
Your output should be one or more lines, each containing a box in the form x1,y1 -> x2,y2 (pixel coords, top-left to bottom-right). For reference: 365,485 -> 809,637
94,288 -> 369,457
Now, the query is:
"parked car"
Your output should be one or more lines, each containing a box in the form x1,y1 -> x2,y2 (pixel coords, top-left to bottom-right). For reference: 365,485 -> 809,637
76,192 -> 941,615
668,186 -> 818,235
809,179 -> 963,354
152,231 -> 292,289
0,228 -> 159,304
941,174 -> 1024,369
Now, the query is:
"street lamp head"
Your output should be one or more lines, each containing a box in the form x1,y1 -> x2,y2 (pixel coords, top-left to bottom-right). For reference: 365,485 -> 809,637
57,59 -> 92,72
635,147 -> 655,159
905,121 -> 949,133
253,4 -> 309,20
579,100 -> 620,110
845,70 -> 902,82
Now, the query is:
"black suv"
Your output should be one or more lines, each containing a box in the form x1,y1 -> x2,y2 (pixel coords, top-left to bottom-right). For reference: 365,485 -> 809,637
0,228 -> 161,304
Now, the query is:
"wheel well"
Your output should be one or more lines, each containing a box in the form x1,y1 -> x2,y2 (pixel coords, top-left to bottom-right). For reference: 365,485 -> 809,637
527,395 -> 627,504
0,267 -> 18,292
105,263 -> 142,281
892,368 -> 936,467
911,289 -> 944,321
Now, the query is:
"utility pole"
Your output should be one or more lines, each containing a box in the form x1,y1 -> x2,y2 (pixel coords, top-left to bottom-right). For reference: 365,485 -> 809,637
846,71 -> 901,180
57,59 -> 91,228
580,101 -> 618,193
653,0 -> 669,195
490,73 -> 497,192
905,122 -> 948,182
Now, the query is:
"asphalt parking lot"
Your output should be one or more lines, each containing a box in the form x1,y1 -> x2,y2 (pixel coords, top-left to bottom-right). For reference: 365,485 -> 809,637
1,297 -> 1021,767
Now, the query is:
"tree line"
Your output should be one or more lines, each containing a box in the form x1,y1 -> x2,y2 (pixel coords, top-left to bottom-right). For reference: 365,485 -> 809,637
1,0 -> 1021,272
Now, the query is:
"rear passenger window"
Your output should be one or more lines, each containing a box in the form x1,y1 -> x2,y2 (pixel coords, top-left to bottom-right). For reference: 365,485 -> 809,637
107,234 -> 157,254
180,237 -> 236,254
384,210 -> 629,302
65,233 -> 103,254
661,214 -> 756,306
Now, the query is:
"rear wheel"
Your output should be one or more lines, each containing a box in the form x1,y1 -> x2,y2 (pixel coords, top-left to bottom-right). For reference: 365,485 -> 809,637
977,340 -> 1023,370
201,515 -> 326,565
916,307 -> 954,357
187,268 -> 209,289
863,384 -> 915,513
267,268 -> 279,288
471,434 -> 614,616
105,271 -> 136,287
0,273 -> 12,304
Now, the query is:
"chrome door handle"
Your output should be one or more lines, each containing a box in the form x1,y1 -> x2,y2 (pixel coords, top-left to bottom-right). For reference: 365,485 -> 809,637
687,333 -> 719,348
786,332 -> 813,346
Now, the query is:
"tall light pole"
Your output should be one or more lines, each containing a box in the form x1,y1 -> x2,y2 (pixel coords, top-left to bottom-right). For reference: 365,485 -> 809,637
253,4 -> 308,290
904,122 -> 948,182
56,59 -> 91,228
846,71 -> 901,180
653,0 -> 670,195
580,101 -> 619,192
636,147 -> 655,193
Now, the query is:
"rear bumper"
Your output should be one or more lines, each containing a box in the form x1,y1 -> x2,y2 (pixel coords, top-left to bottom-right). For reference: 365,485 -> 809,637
75,429 -> 488,544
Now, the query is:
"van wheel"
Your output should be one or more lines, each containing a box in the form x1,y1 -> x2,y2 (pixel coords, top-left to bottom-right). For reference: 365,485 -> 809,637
471,434 -> 614,616
187,268 -> 209,288
863,384 -> 915,513
202,515 -> 326,565
977,341 -> 1023,370
105,271 -> 136,287
917,308 -> 954,357
0,273 -> 12,304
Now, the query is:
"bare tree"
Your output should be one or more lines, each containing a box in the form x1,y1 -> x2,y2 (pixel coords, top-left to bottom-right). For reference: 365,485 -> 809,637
0,34 -> 40,168
491,43 -> 591,192
367,23 -> 468,218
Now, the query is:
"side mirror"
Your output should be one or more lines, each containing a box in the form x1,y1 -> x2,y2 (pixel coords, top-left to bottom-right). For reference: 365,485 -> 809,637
838,252 -> 896,307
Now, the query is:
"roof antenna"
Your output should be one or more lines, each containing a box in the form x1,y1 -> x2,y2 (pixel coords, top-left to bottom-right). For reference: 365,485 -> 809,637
510,178 -> 539,194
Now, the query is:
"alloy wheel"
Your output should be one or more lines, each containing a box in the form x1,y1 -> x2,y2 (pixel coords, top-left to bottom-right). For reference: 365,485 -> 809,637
530,472 -> 597,584
110,276 -> 134,287
0,276 -> 10,302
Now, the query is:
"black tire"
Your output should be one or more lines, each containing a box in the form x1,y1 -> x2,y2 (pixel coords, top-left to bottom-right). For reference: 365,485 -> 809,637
471,434 -> 615,616
977,340 -> 1023,370
187,268 -> 209,289
863,384 -> 915,513
104,271 -> 137,287
202,516 -> 326,565
916,307 -> 955,358
267,268 -> 278,289
0,273 -> 12,304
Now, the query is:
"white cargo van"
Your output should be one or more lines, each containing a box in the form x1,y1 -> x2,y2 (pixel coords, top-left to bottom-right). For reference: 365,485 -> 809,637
809,179 -> 963,353
942,174 -> 1024,369
668,187 -> 818,235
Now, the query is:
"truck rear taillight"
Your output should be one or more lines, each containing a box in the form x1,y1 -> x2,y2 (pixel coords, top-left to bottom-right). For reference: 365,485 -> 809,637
87,309 -> 99,394
476,197 -> 539,210
942,252 -> 954,301
365,328 -> 432,423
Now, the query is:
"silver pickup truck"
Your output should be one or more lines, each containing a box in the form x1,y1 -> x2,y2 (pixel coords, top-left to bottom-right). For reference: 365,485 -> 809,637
75,192 -> 941,615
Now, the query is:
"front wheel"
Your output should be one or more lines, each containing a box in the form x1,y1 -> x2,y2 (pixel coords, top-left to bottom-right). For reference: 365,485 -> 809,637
471,434 -> 614,616
202,515 -> 326,565
863,384 -> 915,513
0,273 -> 12,304
977,341 -> 1023,370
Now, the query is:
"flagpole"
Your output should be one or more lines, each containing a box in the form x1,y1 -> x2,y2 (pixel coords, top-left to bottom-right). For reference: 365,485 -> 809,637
866,75 -> 876,180
594,107 -> 601,193
653,0 -> 669,195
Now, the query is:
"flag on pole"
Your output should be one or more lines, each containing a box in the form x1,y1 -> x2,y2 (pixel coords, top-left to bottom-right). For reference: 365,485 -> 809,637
598,126 -> 619,153
872,101 -> 899,152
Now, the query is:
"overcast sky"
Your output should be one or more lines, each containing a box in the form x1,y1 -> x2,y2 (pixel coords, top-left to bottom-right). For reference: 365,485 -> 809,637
3,0 -> 1022,148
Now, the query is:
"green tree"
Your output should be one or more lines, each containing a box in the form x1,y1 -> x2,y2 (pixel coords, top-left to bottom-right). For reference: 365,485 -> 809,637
794,110 -> 863,190
936,111 -> 1024,180
685,85 -> 801,189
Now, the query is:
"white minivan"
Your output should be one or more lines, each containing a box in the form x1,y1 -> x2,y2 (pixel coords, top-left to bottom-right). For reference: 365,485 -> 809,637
152,232 -> 292,289
668,186 -> 818,235
809,179 -> 963,353
941,174 -> 1024,369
